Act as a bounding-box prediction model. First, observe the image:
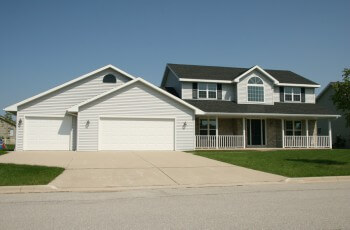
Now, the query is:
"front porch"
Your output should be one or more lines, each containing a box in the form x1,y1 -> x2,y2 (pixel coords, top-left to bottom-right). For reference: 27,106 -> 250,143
195,117 -> 332,149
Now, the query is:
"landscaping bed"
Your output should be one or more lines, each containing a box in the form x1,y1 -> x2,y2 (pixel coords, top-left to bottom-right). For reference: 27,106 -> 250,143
192,149 -> 350,177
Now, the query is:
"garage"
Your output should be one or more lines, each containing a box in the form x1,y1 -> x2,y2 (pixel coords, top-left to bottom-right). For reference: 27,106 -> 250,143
99,117 -> 175,150
24,116 -> 72,150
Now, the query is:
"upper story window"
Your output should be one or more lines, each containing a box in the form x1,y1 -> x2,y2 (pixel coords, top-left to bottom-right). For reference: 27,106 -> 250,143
284,87 -> 301,102
103,74 -> 117,83
247,76 -> 264,102
198,83 -> 217,99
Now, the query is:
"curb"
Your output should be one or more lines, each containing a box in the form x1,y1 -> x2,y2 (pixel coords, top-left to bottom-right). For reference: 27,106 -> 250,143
284,176 -> 350,184
1,176 -> 350,194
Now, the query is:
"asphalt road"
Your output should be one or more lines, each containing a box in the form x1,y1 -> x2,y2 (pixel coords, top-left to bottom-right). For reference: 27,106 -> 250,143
1,182 -> 350,230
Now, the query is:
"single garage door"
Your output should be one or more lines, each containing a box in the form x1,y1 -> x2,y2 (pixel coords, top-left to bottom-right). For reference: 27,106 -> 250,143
24,116 -> 72,150
99,117 -> 175,150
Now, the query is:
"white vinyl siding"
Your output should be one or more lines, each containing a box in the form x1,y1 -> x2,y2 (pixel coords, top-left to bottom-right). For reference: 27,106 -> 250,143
15,69 -> 131,150
305,88 -> 315,103
237,70 -> 274,105
78,82 -> 195,151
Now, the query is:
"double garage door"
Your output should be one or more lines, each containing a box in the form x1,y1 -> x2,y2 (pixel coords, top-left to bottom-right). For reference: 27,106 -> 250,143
23,116 -> 175,151
99,117 -> 175,150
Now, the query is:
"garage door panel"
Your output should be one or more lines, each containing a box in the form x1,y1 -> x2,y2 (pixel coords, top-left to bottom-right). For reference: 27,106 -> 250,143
99,118 -> 174,150
24,116 -> 72,150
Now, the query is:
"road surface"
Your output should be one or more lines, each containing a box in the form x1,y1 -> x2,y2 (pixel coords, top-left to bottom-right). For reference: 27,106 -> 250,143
1,182 -> 350,229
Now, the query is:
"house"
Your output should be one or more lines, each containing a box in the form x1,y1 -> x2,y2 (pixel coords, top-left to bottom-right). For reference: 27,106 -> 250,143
317,82 -> 350,148
0,116 -> 16,145
161,64 -> 339,149
4,64 -> 339,151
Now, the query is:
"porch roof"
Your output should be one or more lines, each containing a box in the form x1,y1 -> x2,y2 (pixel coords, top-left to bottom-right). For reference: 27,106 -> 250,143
184,100 -> 340,118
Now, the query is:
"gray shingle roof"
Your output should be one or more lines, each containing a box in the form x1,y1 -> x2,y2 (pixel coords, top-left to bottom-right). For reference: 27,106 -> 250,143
168,64 -> 319,85
184,100 -> 338,116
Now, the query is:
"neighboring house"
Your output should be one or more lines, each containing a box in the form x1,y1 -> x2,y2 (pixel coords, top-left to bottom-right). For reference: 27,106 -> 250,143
0,116 -> 16,145
4,64 -> 339,151
317,82 -> 350,148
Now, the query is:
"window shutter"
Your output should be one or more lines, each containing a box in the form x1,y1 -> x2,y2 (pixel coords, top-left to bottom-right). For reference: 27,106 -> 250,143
301,87 -> 305,102
217,83 -> 222,100
192,83 -> 198,99
279,87 -> 284,102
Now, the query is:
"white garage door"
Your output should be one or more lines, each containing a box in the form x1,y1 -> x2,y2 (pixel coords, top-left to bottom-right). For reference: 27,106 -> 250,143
99,117 -> 175,150
24,116 -> 72,150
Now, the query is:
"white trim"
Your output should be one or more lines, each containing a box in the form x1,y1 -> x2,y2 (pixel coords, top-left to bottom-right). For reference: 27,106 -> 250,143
242,118 -> 246,148
277,83 -> 320,88
247,76 -> 265,103
306,119 -> 309,148
24,114 -> 66,118
179,78 -> 232,84
282,119 -> 285,148
202,112 -> 341,118
4,64 -> 136,112
328,119 -> 332,149
68,78 -> 204,114
234,65 -> 279,84
97,116 -> 176,151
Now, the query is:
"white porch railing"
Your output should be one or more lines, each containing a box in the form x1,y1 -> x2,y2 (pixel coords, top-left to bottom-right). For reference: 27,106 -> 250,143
284,136 -> 330,148
196,135 -> 244,149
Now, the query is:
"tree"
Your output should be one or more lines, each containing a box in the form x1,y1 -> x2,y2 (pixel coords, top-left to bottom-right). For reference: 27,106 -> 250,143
332,68 -> 350,126
4,112 -> 13,122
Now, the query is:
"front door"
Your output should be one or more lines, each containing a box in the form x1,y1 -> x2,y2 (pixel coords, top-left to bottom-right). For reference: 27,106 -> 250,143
251,119 -> 262,145
247,119 -> 266,146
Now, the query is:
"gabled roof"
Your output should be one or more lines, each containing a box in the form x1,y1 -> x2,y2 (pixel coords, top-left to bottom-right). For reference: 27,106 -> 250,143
4,64 -> 136,112
67,78 -> 203,114
0,116 -> 16,126
184,100 -> 340,118
167,63 -> 320,87
316,82 -> 336,101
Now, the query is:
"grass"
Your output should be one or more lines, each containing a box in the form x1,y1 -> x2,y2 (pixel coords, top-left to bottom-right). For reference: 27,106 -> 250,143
0,147 -> 64,186
0,145 -> 15,155
0,163 -> 64,186
192,149 -> 350,177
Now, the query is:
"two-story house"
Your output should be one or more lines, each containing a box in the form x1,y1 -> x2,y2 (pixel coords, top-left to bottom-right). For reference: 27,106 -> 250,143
4,64 -> 339,151
161,64 -> 339,149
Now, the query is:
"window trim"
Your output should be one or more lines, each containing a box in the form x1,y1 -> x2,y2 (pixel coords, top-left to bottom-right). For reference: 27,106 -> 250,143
285,120 -> 302,136
197,83 -> 217,99
284,87 -> 301,102
247,76 -> 265,103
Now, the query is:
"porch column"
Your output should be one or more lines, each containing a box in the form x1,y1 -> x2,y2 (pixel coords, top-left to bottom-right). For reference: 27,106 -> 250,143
282,119 -> 285,148
328,119 -> 332,149
306,119 -> 309,148
242,118 -> 246,148
216,116 -> 219,149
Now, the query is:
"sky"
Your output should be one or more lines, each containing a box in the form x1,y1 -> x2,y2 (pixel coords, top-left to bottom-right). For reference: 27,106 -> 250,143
0,0 -> 349,114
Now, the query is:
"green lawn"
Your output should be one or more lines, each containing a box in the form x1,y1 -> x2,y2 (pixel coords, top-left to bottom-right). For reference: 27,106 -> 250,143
0,163 -> 64,186
192,149 -> 350,177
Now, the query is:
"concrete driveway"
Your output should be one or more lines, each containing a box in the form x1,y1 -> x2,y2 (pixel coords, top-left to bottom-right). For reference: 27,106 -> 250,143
0,151 -> 285,189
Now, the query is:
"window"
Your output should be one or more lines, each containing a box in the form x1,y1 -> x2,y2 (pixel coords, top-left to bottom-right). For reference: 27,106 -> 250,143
285,120 -> 302,136
9,129 -> 14,137
284,87 -> 301,102
199,119 -> 216,135
103,74 -> 117,83
198,83 -> 217,99
247,76 -> 264,102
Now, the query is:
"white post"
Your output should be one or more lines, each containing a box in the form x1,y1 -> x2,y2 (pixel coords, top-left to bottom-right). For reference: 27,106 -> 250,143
216,116 -> 219,149
282,119 -> 285,148
328,119 -> 332,149
242,117 -> 246,149
306,119 -> 309,148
